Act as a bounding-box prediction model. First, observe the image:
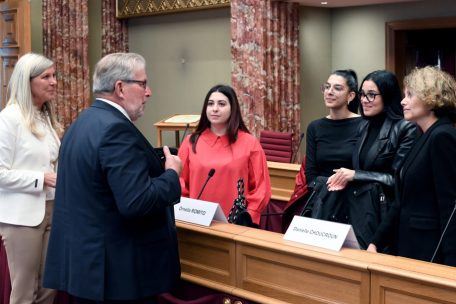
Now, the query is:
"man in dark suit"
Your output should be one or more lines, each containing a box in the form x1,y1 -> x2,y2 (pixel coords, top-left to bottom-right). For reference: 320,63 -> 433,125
43,53 -> 182,303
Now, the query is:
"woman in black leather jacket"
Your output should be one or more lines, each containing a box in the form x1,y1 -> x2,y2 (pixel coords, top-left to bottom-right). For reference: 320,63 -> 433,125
327,70 -> 418,250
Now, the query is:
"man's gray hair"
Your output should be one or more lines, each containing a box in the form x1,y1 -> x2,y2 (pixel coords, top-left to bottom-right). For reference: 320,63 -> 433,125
93,52 -> 146,94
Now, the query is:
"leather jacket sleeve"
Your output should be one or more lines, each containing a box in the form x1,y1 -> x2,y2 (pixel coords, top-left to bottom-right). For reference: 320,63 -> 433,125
353,120 -> 418,188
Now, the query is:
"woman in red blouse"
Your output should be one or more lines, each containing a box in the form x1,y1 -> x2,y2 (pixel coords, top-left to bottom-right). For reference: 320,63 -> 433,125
178,84 -> 271,226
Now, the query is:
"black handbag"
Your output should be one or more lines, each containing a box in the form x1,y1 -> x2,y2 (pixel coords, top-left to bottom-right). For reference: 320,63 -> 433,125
301,176 -> 348,223
227,178 -> 253,227
345,182 -> 389,249
302,177 -> 391,250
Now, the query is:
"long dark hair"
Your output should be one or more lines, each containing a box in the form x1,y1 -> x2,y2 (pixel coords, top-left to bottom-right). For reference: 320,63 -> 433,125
190,84 -> 249,153
359,70 -> 403,120
332,69 -> 360,114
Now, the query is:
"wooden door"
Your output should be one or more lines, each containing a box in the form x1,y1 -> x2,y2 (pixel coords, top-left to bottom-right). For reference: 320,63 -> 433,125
0,0 -> 30,110
386,17 -> 456,90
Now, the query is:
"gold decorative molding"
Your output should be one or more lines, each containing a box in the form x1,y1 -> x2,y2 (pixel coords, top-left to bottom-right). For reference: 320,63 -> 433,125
116,0 -> 230,18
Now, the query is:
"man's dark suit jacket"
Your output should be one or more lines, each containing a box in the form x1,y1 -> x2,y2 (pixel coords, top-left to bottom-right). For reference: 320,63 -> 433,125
43,100 -> 181,300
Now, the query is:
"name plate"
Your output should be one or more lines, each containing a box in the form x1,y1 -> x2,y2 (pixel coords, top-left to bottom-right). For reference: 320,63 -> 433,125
174,197 -> 227,226
283,216 -> 360,251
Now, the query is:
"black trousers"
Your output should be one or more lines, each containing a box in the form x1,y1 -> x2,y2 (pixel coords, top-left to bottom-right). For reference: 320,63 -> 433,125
74,296 -> 158,304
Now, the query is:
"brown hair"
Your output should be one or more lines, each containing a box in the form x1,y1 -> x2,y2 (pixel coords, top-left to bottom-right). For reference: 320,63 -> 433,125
190,84 -> 250,153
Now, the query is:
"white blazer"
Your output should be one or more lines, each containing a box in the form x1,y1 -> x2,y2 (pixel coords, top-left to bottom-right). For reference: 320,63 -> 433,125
0,104 -> 60,226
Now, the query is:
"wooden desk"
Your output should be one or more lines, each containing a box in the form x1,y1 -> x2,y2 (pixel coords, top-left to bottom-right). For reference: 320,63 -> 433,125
154,114 -> 199,147
176,221 -> 456,304
267,161 -> 300,201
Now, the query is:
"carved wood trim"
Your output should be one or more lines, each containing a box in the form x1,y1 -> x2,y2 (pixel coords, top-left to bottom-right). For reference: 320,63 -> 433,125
116,0 -> 230,18
0,0 -> 30,109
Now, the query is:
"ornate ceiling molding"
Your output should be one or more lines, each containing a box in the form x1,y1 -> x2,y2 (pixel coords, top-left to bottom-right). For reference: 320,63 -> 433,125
116,0 -> 230,18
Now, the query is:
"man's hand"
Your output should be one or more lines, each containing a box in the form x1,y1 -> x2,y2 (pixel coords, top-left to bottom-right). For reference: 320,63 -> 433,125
163,145 -> 182,176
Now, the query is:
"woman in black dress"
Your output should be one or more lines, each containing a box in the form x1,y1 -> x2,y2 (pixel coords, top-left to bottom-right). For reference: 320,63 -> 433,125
283,70 -> 362,230
305,69 -> 362,185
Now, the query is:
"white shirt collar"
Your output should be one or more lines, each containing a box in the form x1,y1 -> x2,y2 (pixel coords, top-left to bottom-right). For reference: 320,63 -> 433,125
96,98 -> 131,121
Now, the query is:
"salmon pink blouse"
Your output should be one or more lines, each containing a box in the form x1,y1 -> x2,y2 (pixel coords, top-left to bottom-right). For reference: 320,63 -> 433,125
178,129 -> 271,224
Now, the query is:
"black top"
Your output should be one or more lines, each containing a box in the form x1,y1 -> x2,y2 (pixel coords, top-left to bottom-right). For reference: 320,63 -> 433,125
305,116 -> 363,184
349,115 -> 417,250
358,113 -> 386,169
371,117 -> 456,266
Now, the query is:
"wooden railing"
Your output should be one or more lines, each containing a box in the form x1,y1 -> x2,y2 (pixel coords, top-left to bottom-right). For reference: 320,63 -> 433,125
267,161 -> 300,202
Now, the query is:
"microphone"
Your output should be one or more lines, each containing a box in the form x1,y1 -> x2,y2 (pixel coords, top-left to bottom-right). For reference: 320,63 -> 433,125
197,168 -> 216,199
430,199 -> 456,263
180,123 -> 190,145
292,132 -> 305,163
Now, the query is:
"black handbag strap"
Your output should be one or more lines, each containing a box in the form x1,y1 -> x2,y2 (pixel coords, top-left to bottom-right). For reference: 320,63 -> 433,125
236,178 -> 246,208
228,178 -> 247,223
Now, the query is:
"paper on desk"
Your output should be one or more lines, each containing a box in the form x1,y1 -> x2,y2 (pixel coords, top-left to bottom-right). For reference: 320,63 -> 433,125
164,114 -> 200,124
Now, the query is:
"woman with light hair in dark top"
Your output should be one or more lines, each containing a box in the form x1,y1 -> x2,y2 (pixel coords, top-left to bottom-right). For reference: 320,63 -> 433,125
367,66 -> 456,267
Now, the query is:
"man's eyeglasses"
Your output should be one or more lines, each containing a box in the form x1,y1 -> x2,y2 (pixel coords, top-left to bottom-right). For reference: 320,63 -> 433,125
121,79 -> 147,89
358,91 -> 381,102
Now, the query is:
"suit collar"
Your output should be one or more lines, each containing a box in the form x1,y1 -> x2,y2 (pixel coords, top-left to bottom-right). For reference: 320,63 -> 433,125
95,98 -> 131,121
400,117 -> 451,180
92,99 -> 132,121
91,99 -> 159,158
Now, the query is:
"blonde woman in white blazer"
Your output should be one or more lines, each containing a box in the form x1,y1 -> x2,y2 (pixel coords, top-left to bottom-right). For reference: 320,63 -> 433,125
0,53 -> 62,304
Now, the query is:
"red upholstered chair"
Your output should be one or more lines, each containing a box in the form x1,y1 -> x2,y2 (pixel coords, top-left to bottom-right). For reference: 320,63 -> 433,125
259,130 -> 293,163
0,241 -> 11,304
